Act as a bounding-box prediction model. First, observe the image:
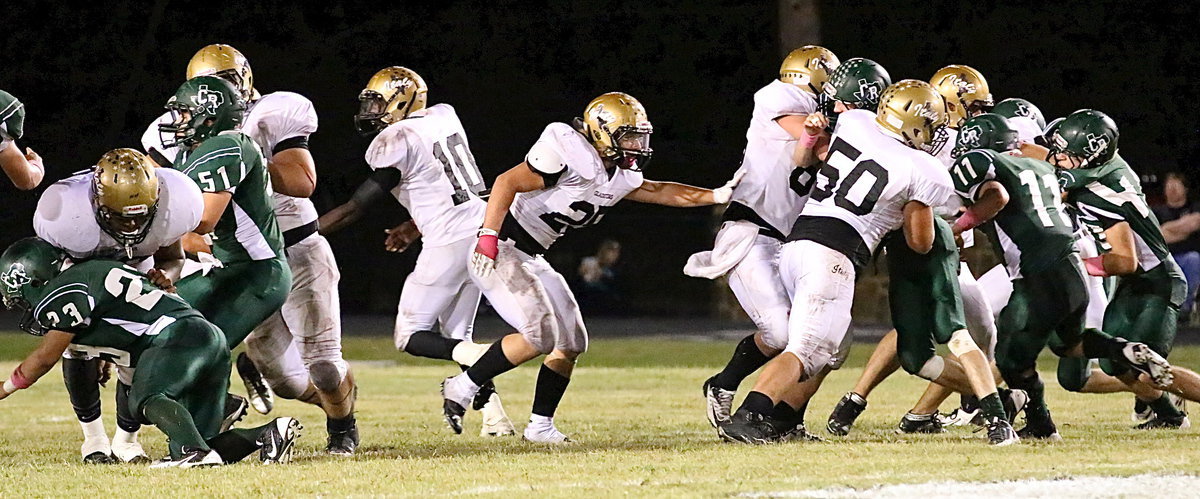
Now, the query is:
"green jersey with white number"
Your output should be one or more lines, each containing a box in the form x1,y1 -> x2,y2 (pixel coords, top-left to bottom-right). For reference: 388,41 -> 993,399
1060,154 -> 1170,273
951,149 -> 1075,277
174,131 -> 282,263
28,260 -> 202,368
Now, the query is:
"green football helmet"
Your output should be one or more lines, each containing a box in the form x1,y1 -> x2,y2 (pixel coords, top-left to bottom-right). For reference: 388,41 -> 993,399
1048,109 -> 1118,168
0,238 -> 69,336
992,97 -> 1046,130
951,113 -> 1019,157
159,76 -> 246,148
819,57 -> 891,128
1035,116 -> 1064,147
0,89 -> 25,141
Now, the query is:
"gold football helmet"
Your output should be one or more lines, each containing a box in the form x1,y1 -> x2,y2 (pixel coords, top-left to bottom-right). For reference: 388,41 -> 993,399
930,64 -> 993,128
581,92 -> 653,171
355,66 -> 428,135
187,44 -> 255,102
92,148 -> 159,256
875,80 -> 950,152
779,46 -> 840,95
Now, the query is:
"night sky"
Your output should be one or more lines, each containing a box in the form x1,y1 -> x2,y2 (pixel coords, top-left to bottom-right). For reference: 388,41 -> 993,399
2,1 -> 1196,315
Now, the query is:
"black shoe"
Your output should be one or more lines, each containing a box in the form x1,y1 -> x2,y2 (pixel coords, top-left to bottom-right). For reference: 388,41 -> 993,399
718,409 -> 782,444
826,392 -> 867,436
1132,398 -> 1154,423
897,412 -> 944,434
703,375 -> 736,428
472,380 -> 497,411
257,417 -> 303,464
985,417 -> 1019,446
221,393 -> 249,432
236,352 -> 274,415
326,418 -> 360,456
1000,388 -> 1029,422
440,377 -> 467,435
82,451 -> 115,464
1135,413 -> 1191,430
779,422 -> 825,442
1016,416 -> 1062,441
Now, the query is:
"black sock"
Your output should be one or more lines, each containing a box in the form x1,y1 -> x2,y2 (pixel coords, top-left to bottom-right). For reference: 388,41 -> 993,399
62,358 -> 102,422
1148,393 -> 1185,418
465,341 -> 518,386
1080,328 -> 1128,360
531,365 -> 572,417
712,335 -> 772,391
959,393 -> 980,412
207,421 -> 275,463
115,381 -> 141,433
772,402 -> 803,425
978,393 -> 1005,421
740,391 -> 775,416
328,413 -> 356,434
404,331 -> 461,361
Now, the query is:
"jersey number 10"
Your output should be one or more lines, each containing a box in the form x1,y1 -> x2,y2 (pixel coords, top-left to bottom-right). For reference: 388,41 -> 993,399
433,133 -> 488,205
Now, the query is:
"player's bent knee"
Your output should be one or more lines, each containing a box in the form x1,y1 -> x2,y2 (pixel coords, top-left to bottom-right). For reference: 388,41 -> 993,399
1057,367 -> 1090,392
268,374 -> 312,400
947,329 -> 981,357
309,360 -> 347,393
757,323 -> 789,352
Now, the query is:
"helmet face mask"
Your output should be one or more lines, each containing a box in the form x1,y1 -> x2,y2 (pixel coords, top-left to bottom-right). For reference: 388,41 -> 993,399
582,92 -> 653,171
159,76 -> 246,149
611,127 -> 653,171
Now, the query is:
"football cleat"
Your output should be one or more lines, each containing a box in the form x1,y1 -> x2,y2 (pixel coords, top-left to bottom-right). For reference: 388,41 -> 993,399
472,380 -> 498,411
237,352 -> 275,415
779,422 -> 825,443
1135,414 -> 1191,430
985,418 -> 1020,446
257,417 -> 303,464
897,412 -> 945,434
441,375 -> 475,435
1002,388 -> 1030,422
479,392 -> 516,437
939,407 -> 983,427
325,419 -> 359,456
221,393 -> 249,433
1121,343 -> 1174,387
718,409 -> 783,445
703,376 -> 735,428
82,451 -> 115,464
826,392 -> 867,436
522,417 -> 572,444
111,429 -> 150,464
149,447 -> 223,469
81,429 -> 114,464
1016,417 -> 1062,441
1132,398 -> 1154,423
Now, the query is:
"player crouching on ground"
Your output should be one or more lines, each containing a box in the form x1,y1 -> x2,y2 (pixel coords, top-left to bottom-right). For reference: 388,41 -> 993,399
0,238 -> 301,467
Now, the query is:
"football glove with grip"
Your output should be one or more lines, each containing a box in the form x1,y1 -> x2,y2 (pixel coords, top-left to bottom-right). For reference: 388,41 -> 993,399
472,228 -> 499,277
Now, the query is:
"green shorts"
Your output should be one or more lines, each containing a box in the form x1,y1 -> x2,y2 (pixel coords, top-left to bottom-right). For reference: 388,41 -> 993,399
128,316 -> 230,440
1097,259 -> 1186,376
177,256 -> 292,348
995,255 -> 1089,373
886,218 -> 966,374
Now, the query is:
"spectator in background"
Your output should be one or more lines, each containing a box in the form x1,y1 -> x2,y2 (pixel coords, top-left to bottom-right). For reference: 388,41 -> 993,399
576,239 -> 623,315
1153,171 -> 1200,321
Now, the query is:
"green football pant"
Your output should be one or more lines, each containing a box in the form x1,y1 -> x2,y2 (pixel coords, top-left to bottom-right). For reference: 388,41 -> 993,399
177,256 -> 292,348
128,316 -> 230,446
995,256 -> 1089,376
1097,260 -> 1185,376
886,218 -> 965,375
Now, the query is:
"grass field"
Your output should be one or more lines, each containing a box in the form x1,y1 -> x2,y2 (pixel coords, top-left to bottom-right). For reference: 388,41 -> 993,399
0,332 -> 1198,496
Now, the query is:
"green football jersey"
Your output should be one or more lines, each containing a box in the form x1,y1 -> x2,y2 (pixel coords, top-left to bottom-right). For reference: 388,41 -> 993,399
28,260 -> 202,367
175,131 -> 282,263
951,149 -> 1075,277
1059,154 -> 1170,273
0,89 -> 25,144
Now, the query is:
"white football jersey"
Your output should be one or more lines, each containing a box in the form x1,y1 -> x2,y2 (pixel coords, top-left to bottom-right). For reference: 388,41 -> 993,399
794,109 -> 954,255
730,80 -> 818,234
510,122 -> 644,252
932,126 -> 960,168
1008,116 -> 1042,145
34,168 -> 203,269
142,91 -> 319,232
366,103 -> 487,247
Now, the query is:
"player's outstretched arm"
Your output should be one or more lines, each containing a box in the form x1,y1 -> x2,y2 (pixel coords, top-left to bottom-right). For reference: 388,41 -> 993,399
0,143 -> 44,190
625,175 -> 740,207
318,169 -> 403,236
0,330 -> 73,401
901,201 -> 935,254
268,147 -> 317,198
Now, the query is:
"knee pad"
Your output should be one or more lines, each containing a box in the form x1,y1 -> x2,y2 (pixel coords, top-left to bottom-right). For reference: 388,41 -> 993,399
757,315 -> 790,351
914,356 -> 945,381
898,348 -> 935,377
309,360 -> 347,393
948,329 -> 982,357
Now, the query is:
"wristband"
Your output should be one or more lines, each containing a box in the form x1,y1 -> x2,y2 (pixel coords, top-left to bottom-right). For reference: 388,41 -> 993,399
7,366 -> 31,393
952,208 -> 986,233
1083,256 -> 1108,277
477,228 -> 499,238
799,132 -> 820,149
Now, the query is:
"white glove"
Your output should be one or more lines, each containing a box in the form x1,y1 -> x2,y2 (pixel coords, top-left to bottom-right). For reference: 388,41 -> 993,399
712,169 -> 746,204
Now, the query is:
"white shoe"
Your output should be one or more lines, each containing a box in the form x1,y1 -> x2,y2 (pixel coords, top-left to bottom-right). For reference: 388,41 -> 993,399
149,448 -> 223,469
523,416 -> 571,443
111,429 -> 150,464
480,393 -> 516,437
257,417 -> 303,464
80,420 -> 113,464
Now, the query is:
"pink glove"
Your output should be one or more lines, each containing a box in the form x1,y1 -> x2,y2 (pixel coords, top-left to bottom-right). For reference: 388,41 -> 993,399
475,233 -> 498,260
952,208 -> 986,234
1083,256 -> 1108,277
471,229 -> 500,277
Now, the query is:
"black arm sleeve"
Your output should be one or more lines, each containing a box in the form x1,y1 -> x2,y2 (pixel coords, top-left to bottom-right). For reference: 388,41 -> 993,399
349,168 -> 404,210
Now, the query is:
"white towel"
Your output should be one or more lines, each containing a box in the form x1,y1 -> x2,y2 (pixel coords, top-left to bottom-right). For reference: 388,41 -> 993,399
179,251 -> 225,279
684,220 -> 760,279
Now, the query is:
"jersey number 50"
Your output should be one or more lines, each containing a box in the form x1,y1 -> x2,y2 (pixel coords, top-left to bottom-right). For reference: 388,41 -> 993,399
810,138 -> 889,216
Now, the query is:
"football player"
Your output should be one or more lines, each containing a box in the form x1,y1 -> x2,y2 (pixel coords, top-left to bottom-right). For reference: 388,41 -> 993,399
1034,110 -> 1200,428
992,97 -> 1046,144
692,54 -> 892,436
716,81 -> 964,444
690,46 -> 839,429
0,238 -> 301,467
0,89 -> 43,190
150,44 -> 361,454
443,92 -> 738,442
33,148 -> 202,463
317,66 -> 514,437
949,110 -> 1172,440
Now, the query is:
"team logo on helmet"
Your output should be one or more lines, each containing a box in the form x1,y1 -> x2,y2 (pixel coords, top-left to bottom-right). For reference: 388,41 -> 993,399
958,125 -> 983,147
1085,133 -> 1110,156
853,80 -> 881,103
1013,101 -> 1030,117
1,263 -> 31,295
944,74 -> 978,95
191,84 -> 225,115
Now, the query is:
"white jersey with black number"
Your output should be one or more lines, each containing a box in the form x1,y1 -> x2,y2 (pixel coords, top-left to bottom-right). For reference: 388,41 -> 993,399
33,168 -> 203,268
510,122 -> 644,252
730,80 -> 818,234
795,109 -> 954,255
366,103 -> 487,247
142,91 -> 320,232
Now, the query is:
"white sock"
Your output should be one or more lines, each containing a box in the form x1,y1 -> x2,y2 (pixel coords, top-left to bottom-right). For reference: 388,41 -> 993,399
451,342 -> 491,367
529,414 -> 554,428
80,419 -> 107,439
113,428 -> 138,445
